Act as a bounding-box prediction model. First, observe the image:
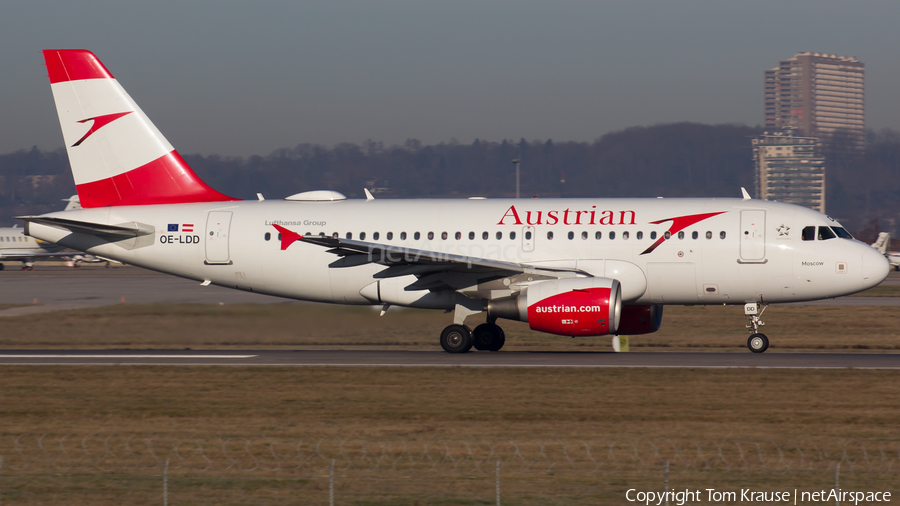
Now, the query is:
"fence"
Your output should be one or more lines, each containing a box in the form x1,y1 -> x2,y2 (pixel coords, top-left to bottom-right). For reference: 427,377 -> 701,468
1,435 -> 898,504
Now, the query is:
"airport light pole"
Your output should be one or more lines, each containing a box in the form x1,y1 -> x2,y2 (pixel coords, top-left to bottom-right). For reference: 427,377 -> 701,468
511,159 -> 521,199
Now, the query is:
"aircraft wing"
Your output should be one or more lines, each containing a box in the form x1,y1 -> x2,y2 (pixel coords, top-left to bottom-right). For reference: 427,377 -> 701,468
273,224 -> 573,281
0,251 -> 70,261
298,234 -> 527,275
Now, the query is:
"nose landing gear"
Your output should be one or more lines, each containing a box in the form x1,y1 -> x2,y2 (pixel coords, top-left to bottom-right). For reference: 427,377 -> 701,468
745,302 -> 769,353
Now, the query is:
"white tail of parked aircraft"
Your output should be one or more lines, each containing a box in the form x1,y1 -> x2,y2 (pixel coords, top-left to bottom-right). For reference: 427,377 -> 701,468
22,50 -> 891,352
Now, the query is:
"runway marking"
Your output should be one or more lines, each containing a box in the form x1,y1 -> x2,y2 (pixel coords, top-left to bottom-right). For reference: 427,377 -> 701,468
0,355 -> 257,359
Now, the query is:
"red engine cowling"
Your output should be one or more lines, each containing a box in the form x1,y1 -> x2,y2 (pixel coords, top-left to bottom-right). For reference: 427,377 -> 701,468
526,278 -> 622,336
616,304 -> 664,335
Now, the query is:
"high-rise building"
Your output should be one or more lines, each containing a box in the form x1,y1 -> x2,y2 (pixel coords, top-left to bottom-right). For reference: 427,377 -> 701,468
753,130 -> 826,213
764,52 -> 864,140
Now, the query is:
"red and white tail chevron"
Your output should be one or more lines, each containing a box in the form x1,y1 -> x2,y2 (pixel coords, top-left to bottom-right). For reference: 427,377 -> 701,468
43,49 -> 236,208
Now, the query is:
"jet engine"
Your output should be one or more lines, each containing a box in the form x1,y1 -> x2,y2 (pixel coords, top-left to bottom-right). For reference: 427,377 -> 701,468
616,304 -> 664,335
488,277 -> 622,337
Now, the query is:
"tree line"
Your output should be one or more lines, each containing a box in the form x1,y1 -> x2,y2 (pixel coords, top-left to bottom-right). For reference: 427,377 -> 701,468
2,122 -> 900,240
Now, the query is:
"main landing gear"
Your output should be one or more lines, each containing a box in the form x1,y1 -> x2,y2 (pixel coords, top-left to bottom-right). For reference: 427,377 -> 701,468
744,302 -> 769,353
439,322 -> 506,353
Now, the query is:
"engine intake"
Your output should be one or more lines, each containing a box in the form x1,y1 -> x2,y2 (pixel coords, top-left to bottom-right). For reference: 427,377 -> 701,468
518,277 -> 622,336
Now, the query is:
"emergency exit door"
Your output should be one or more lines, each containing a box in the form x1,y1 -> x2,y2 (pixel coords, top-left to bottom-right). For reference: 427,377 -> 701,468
740,210 -> 766,261
205,211 -> 233,264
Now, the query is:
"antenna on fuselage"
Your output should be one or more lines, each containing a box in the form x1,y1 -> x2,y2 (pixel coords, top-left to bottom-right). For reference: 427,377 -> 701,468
740,187 -> 751,200
364,188 -> 375,201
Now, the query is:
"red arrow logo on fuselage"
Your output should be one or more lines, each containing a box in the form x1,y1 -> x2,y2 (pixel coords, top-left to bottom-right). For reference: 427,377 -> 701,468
639,211 -> 726,255
71,111 -> 133,147
272,224 -> 304,250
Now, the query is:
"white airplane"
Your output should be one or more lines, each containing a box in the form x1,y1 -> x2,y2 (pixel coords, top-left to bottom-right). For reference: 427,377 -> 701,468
871,232 -> 900,271
0,196 -> 81,270
22,50 -> 890,353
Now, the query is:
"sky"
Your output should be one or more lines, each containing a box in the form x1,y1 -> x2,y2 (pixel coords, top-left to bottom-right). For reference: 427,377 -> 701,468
1,1 -> 898,157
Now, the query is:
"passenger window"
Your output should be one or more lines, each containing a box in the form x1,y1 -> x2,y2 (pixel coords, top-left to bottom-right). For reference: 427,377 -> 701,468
622,231 -> 630,240
414,232 -> 420,240
373,232 -> 380,240
386,232 -> 393,240
547,231 -> 554,240
568,231 -> 574,240
719,231 -> 726,239
441,232 -> 448,240
609,231 -> 616,240
525,231 -> 532,240
818,226 -> 836,240
581,231 -> 588,240
664,231 -> 671,240
264,232 -> 271,241
427,232 -> 434,240
692,231 -> 698,240
801,226 -> 815,241
469,232 -> 475,240
650,231 -> 657,240
677,231 -> 684,240
706,231 -> 712,240
595,231 -> 602,240
360,232 -> 366,240
496,231 -> 502,240
278,233 -> 282,241
510,231 -> 516,240
637,231 -> 643,240
400,232 -> 406,240
347,232 -> 353,239
332,232 -> 339,239
482,232 -> 489,240
455,232 -> 462,240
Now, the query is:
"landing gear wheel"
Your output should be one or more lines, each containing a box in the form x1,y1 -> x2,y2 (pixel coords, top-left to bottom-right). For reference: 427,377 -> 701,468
748,333 -> 769,353
472,323 -> 506,352
440,325 -> 473,353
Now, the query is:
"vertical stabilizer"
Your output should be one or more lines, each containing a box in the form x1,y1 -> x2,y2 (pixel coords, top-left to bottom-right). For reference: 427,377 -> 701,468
43,49 -> 237,208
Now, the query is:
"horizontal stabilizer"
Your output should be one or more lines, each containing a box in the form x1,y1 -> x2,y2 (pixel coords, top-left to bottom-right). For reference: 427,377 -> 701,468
18,216 -> 154,238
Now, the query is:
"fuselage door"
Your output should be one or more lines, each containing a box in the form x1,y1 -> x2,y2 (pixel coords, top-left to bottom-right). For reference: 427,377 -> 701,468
740,210 -> 766,261
205,211 -> 233,265
522,226 -> 535,252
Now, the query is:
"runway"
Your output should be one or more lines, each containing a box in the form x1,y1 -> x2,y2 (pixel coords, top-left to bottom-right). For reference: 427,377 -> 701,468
1,350 -> 899,368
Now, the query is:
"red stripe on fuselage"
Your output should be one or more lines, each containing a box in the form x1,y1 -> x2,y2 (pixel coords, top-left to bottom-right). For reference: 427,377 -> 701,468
44,49 -> 114,84
75,151 -> 239,207
639,211 -> 726,255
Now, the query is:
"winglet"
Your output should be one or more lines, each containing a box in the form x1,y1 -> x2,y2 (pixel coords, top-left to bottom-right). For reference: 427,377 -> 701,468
741,187 -> 751,200
272,224 -> 303,250
364,188 -> 375,201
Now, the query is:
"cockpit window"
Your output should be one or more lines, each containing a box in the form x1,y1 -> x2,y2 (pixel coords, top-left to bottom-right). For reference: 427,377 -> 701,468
817,226 -> 836,240
831,227 -> 853,239
801,226 -> 815,241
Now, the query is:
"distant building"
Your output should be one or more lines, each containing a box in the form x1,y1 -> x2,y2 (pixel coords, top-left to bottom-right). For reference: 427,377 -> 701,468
752,130 -> 826,213
764,52 -> 864,141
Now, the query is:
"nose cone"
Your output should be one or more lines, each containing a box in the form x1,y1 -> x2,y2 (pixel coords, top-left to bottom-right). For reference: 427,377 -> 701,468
862,246 -> 891,290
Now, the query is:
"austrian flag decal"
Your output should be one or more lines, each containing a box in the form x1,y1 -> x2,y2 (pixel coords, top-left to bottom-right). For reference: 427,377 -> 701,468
182,224 -> 194,232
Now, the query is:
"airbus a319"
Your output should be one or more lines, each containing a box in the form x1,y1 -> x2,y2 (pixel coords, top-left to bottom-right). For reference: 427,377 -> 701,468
22,50 -> 890,353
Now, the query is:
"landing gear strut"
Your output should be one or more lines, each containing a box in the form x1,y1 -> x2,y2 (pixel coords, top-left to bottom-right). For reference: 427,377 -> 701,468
744,302 -> 769,353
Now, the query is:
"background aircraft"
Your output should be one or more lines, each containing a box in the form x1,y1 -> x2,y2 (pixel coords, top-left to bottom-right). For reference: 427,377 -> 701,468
871,232 -> 900,271
22,50 -> 891,353
0,196 -> 80,270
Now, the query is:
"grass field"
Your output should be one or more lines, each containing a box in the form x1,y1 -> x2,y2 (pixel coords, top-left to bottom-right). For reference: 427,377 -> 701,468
1,367 -> 898,504
1,301 -> 898,352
